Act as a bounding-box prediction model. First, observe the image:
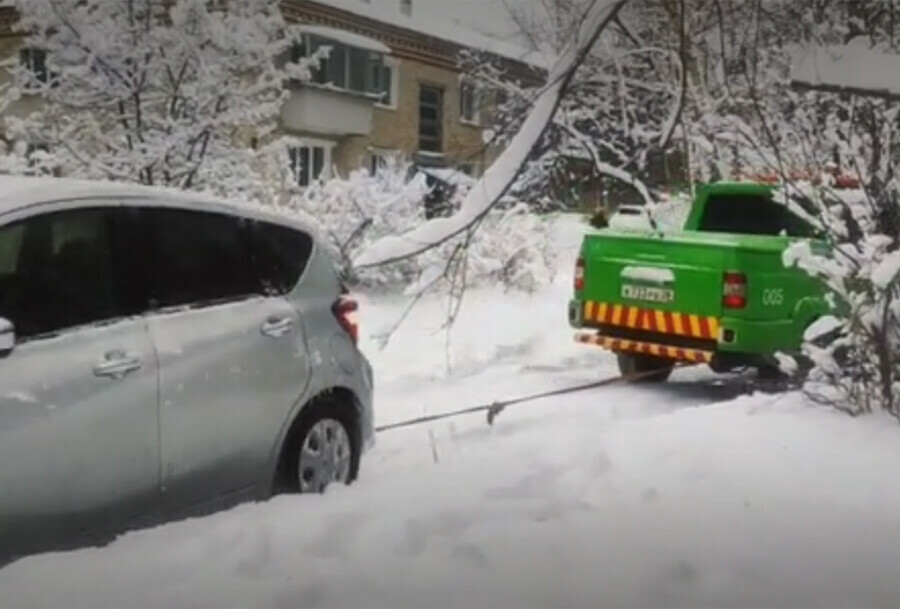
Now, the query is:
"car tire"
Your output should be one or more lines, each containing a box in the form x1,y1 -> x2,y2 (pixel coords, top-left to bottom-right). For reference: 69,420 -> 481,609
616,352 -> 675,383
276,398 -> 360,495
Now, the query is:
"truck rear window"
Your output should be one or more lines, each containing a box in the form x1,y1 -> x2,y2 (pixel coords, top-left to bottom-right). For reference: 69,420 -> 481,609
698,194 -> 816,238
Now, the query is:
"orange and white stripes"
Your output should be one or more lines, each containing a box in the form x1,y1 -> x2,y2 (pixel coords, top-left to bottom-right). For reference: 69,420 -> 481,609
575,333 -> 713,363
583,301 -> 719,341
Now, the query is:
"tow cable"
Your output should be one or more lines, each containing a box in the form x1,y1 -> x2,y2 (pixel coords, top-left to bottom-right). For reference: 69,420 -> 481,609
375,362 -> 699,433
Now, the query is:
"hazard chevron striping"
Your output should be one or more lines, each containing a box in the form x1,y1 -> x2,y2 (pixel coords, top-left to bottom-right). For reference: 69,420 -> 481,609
582,300 -> 719,341
574,332 -> 714,364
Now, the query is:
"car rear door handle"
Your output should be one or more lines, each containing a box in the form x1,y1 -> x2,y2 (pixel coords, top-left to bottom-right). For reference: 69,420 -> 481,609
94,350 -> 143,379
261,316 -> 294,338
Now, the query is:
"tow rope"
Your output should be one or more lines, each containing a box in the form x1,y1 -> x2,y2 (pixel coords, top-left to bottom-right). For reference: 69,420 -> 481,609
375,362 -> 698,433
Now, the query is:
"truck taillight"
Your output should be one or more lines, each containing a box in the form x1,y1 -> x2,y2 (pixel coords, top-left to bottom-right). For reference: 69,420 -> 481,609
723,272 -> 747,309
333,296 -> 359,344
574,257 -> 585,291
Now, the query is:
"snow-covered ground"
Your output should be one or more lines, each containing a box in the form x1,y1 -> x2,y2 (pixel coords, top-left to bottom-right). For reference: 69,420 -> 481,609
3,214 -> 900,608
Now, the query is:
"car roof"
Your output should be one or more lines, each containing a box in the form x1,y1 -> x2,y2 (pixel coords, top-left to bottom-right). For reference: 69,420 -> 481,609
0,175 -> 321,238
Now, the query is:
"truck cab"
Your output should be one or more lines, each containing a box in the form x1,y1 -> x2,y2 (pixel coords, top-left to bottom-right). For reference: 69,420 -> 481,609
569,182 -> 829,381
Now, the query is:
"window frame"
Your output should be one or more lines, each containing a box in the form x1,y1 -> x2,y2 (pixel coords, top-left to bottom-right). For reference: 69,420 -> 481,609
374,57 -> 399,110
459,79 -> 480,126
303,34 -> 387,98
19,47 -> 49,88
288,139 -> 334,187
418,84 -> 444,153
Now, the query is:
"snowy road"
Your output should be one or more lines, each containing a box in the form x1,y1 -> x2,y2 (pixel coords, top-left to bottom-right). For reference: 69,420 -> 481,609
3,216 -> 900,608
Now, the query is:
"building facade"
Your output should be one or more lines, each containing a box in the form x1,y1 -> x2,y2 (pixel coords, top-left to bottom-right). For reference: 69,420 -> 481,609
279,0 -> 543,184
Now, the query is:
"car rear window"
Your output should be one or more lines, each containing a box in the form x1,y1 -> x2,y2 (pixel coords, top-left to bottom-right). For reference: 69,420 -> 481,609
698,193 -> 816,238
247,221 -> 314,296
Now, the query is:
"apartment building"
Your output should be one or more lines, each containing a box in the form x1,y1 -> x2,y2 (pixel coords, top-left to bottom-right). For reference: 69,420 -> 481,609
279,0 -> 545,184
0,1 -> 546,186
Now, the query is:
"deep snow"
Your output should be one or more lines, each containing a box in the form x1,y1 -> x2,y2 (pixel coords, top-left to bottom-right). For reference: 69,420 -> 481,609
2,215 -> 900,608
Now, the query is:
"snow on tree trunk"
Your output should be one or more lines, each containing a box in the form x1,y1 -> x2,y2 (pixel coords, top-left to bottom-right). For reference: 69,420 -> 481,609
353,0 -> 631,269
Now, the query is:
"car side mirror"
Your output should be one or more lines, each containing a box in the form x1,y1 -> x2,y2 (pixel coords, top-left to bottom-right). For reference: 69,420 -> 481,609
0,317 -> 15,355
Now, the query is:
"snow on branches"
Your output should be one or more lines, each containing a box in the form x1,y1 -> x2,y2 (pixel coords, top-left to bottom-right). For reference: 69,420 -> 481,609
354,0 -> 631,269
285,158 -> 555,295
0,0 -> 316,197
780,177 -> 900,418
459,0 -> 680,210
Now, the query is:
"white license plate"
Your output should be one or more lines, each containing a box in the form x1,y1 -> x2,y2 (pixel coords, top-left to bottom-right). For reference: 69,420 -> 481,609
621,284 -> 675,303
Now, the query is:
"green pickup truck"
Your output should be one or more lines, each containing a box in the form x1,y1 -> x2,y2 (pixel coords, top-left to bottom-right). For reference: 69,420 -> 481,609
569,182 -> 829,381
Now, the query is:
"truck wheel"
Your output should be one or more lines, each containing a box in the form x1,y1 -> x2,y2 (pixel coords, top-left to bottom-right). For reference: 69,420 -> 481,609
616,353 -> 674,383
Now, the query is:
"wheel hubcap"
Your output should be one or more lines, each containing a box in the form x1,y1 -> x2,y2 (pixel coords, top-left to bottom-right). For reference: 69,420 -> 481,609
297,418 -> 352,493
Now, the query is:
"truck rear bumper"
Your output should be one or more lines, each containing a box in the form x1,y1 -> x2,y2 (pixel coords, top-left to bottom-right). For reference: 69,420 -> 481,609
574,331 -> 713,364
570,299 -> 799,369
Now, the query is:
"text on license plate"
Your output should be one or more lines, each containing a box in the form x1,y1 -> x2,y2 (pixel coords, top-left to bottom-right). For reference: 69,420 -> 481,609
621,284 -> 675,303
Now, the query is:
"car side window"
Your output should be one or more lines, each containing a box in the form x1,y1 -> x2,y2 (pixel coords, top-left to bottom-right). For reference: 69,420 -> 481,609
0,208 -> 124,341
145,208 -> 257,309
247,220 -> 314,296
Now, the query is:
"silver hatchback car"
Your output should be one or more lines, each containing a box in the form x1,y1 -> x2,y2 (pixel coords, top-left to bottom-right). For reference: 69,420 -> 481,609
0,177 -> 374,562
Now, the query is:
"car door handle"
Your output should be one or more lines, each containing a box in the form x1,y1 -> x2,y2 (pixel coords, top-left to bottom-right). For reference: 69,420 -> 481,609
261,316 -> 294,338
93,350 -> 143,379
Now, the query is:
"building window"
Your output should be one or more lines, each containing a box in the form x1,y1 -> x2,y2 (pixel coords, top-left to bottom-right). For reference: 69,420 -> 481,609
373,59 -> 398,108
369,154 -> 386,176
459,81 -> 479,125
300,35 -> 387,97
288,142 -> 333,186
368,149 -> 399,175
400,0 -> 412,16
419,85 -> 443,154
19,48 -> 48,85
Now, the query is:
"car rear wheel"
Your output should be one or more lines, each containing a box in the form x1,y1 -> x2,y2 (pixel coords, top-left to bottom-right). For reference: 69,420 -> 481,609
297,417 -> 353,493
616,352 -> 675,383
275,398 -> 360,495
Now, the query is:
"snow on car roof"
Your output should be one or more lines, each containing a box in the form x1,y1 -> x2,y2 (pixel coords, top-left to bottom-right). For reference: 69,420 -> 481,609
0,176 -> 319,236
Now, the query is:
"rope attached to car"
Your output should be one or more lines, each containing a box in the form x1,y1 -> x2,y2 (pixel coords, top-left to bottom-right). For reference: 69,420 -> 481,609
374,362 -> 699,433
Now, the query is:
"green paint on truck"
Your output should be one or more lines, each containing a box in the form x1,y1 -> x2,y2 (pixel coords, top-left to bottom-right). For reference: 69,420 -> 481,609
568,182 -> 830,381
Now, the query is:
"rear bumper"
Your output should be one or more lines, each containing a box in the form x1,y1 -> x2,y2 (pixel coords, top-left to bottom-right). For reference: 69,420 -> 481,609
574,332 -> 713,363
570,298 -> 800,366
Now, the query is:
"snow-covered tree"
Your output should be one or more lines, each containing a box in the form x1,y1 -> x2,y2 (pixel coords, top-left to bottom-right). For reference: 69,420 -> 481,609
462,0 -> 681,211
284,157 -> 555,296
718,1 -> 900,417
0,0 -> 316,199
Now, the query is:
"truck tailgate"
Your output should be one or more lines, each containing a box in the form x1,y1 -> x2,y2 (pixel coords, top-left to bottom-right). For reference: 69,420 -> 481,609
580,231 -> 745,319
576,229 -> 795,347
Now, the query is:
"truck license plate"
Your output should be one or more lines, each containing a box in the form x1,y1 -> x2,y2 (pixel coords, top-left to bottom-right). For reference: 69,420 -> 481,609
621,284 -> 674,303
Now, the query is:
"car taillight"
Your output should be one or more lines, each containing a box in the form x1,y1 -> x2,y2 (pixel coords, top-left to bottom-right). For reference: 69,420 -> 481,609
574,257 -> 585,291
723,272 -> 747,309
333,296 -> 359,344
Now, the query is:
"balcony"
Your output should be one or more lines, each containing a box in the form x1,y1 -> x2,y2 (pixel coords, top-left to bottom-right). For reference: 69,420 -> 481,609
280,25 -> 393,138
282,84 -> 376,136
